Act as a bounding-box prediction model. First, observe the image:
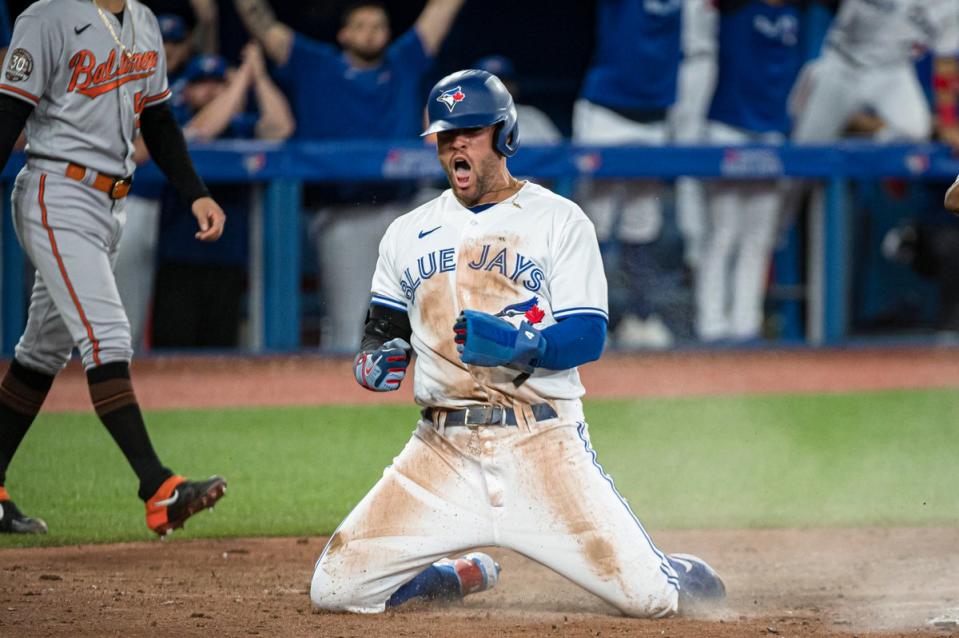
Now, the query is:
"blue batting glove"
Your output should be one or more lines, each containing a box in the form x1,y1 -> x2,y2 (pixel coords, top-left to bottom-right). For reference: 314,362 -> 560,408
453,310 -> 547,372
354,338 -> 412,392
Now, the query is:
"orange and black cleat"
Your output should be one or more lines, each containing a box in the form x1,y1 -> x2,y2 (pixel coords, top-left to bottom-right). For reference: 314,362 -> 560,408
146,475 -> 226,536
0,488 -> 48,535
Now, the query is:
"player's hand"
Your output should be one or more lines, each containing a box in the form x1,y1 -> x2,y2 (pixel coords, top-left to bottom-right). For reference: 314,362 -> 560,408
192,197 -> 226,241
354,338 -> 412,392
454,310 -> 546,372
241,42 -> 267,80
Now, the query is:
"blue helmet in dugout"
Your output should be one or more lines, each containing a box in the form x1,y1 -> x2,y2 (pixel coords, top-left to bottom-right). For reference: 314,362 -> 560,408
422,70 -> 520,157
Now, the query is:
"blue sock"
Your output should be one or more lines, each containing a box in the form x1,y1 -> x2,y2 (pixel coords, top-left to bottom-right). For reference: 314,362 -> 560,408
386,564 -> 461,608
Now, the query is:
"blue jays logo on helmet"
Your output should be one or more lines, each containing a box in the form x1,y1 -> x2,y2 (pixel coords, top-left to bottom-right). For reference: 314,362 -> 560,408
437,86 -> 466,112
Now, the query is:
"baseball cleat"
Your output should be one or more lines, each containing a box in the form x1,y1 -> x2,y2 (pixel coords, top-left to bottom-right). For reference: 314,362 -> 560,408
146,475 -> 226,536
387,551 -> 501,608
435,551 -> 501,597
667,553 -> 726,602
0,499 -> 48,534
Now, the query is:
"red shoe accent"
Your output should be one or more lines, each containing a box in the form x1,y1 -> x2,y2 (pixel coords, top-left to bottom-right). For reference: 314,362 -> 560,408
0,486 -> 9,501
453,558 -> 485,595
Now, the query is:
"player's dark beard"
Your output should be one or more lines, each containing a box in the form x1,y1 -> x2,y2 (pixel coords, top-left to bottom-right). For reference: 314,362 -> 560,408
469,172 -> 496,207
450,155 -> 508,207
349,45 -> 385,64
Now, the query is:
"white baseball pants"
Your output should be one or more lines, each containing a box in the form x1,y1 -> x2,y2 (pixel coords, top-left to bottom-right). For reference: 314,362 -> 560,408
791,49 -> 931,144
696,122 -> 783,342
310,402 -> 680,617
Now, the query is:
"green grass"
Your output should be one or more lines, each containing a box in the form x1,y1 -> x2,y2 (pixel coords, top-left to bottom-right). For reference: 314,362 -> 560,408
1,389 -> 957,547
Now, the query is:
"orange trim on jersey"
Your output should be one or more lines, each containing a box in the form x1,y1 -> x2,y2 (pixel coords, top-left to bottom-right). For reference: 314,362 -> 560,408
76,72 -> 155,99
0,84 -> 40,105
141,88 -> 171,106
0,486 -> 9,501
38,175 -> 102,366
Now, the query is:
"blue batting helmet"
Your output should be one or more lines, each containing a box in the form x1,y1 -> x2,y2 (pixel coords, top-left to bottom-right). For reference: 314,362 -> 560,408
473,55 -> 516,81
421,69 -> 520,157
158,14 -> 187,43
183,54 -> 228,83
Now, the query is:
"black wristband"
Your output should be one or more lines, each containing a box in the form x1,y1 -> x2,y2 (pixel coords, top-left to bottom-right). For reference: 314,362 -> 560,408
139,101 -> 210,204
360,304 -> 412,352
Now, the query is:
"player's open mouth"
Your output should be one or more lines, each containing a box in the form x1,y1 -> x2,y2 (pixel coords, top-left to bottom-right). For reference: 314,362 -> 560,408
452,157 -> 472,189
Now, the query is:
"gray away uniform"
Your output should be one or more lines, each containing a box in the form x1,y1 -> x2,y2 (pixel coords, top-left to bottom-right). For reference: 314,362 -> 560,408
0,0 -> 169,372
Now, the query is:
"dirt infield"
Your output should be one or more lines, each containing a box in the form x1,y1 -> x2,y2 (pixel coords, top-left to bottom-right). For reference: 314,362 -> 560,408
4,347 -> 959,637
3,529 -> 958,637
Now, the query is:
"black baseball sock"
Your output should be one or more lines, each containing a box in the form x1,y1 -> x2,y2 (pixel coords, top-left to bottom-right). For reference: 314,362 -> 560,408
87,362 -> 172,501
0,359 -> 56,489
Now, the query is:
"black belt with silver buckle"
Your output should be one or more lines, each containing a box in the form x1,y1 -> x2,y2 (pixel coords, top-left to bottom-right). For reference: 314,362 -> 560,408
423,403 -> 558,427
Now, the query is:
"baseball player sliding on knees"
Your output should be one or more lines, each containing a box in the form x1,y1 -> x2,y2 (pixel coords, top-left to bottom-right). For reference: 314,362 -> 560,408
310,70 -> 726,615
0,0 -> 226,536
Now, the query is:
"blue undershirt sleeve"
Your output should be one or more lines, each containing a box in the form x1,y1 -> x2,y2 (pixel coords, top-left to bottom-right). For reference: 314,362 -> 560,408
536,315 -> 607,370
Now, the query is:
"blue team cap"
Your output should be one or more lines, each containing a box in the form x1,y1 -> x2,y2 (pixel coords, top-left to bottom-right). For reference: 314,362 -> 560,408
473,55 -> 516,81
183,54 -> 228,83
158,14 -> 187,43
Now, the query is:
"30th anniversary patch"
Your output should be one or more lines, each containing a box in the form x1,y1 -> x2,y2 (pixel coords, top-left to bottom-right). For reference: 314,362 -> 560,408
6,48 -> 34,82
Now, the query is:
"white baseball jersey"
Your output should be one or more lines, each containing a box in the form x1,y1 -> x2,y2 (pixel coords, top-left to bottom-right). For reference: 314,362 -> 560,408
1,0 -> 169,176
826,0 -> 959,67
370,181 -> 608,408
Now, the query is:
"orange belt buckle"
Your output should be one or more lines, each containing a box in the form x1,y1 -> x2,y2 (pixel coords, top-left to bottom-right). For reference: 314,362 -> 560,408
110,179 -> 131,200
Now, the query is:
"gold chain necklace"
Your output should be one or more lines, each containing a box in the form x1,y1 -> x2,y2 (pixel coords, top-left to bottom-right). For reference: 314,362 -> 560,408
92,0 -> 136,60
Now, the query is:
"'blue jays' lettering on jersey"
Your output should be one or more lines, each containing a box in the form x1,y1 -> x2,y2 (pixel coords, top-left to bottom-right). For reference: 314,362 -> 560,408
580,0 -> 682,111
400,246 -> 545,304
708,1 -> 801,135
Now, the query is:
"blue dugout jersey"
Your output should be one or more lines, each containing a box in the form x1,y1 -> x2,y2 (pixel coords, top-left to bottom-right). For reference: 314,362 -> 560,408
273,29 -> 432,141
580,0 -> 683,111
708,0 -> 802,135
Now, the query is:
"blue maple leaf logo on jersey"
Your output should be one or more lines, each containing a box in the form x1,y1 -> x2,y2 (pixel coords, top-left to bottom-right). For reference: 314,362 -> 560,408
437,86 -> 466,112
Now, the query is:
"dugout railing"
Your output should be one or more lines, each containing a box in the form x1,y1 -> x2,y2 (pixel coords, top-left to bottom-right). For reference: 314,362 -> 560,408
3,141 -> 958,354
